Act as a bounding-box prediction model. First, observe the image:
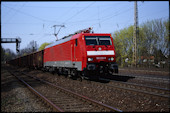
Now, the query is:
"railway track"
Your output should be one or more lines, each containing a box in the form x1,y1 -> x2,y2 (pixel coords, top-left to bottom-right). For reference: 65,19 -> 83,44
18,67 -> 170,99
99,77 -> 170,98
130,75 -> 169,84
9,71 -> 122,112
113,73 -> 170,84
119,68 -> 169,76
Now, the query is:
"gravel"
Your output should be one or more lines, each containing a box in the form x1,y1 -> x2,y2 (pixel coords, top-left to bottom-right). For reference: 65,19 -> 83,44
28,68 -> 169,112
1,64 -> 170,112
119,67 -> 169,76
1,64 -> 51,112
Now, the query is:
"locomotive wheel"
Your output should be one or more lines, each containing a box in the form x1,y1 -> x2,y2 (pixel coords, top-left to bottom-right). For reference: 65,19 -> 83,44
58,68 -> 63,75
115,69 -> 118,73
70,69 -> 78,80
77,72 -> 83,82
71,69 -> 77,76
41,68 -> 46,72
34,67 -> 36,70
51,71 -> 55,75
82,69 -> 87,77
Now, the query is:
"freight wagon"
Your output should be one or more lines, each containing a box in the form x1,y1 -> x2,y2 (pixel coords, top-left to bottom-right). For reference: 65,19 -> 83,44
8,50 -> 44,69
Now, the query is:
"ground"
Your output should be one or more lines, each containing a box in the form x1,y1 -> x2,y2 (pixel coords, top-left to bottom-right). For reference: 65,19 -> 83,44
1,64 -> 51,112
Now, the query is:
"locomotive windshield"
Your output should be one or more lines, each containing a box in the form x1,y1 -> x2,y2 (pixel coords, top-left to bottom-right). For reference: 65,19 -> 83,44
85,36 -> 112,45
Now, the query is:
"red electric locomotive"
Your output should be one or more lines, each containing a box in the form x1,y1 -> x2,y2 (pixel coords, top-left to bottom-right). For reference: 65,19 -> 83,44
43,27 -> 118,79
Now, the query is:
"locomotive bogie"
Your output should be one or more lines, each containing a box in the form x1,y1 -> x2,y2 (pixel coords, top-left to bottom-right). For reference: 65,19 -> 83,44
83,62 -> 118,78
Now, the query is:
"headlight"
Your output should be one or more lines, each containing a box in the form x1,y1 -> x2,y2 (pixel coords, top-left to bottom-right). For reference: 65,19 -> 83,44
108,57 -> 114,61
88,58 -> 93,61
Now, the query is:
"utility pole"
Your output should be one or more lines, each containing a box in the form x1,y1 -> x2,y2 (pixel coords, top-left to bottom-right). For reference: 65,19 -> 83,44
133,1 -> 138,67
32,41 -> 37,52
52,25 -> 65,41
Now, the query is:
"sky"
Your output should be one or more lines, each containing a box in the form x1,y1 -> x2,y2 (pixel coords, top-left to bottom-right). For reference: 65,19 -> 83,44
1,1 -> 169,54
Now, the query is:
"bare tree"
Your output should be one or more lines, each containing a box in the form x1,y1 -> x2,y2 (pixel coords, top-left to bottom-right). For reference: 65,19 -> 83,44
1,48 -> 16,62
27,40 -> 38,53
17,40 -> 39,57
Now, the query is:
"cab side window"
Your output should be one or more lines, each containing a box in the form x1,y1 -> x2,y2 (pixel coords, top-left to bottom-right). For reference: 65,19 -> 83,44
75,39 -> 78,46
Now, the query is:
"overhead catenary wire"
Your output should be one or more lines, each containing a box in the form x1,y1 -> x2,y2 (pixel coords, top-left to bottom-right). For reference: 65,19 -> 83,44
2,2 -> 163,35
91,5 -> 134,27
30,3 -> 133,42
91,3 -> 145,30
4,2 -> 120,9
36,2 -> 96,42
53,3 -> 134,30
2,4 -> 59,23
3,2 -> 165,27
62,2 -> 129,25
4,3 -> 26,23
62,2 -> 96,23
2,2 -> 18,18
35,2 -> 82,43
2,2 -> 167,26
2,2 -> 167,30
2,2 -> 168,51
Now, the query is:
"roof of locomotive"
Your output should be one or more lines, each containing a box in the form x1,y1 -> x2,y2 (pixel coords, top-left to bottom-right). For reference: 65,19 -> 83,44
45,33 -> 112,49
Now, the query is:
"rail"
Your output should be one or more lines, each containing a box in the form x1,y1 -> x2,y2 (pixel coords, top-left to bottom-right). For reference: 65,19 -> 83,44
99,77 -> 170,98
10,70 -> 122,112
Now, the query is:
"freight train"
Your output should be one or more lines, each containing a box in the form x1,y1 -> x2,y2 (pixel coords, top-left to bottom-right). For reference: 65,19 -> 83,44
7,27 -> 118,79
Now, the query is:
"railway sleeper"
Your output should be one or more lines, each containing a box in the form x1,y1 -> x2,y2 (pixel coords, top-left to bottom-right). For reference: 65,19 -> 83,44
52,100 -> 78,104
56,103 -> 86,107
64,108 -> 94,112
53,98 -> 76,102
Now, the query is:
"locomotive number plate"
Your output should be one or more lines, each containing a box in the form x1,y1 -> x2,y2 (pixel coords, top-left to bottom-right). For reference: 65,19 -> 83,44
96,57 -> 106,59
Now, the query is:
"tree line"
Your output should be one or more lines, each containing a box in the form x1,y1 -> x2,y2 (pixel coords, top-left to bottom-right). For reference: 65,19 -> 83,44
112,18 -> 169,69
1,40 -> 51,63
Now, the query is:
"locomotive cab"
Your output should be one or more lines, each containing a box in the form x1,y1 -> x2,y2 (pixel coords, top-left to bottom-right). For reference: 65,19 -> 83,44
83,34 -> 118,78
